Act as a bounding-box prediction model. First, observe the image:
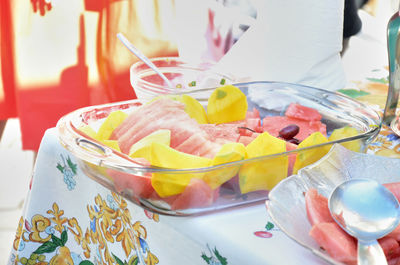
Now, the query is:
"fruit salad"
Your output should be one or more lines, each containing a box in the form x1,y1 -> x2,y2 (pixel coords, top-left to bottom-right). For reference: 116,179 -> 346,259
76,84 -> 362,212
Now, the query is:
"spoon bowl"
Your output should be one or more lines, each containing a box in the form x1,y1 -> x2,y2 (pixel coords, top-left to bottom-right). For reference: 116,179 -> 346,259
329,178 -> 400,264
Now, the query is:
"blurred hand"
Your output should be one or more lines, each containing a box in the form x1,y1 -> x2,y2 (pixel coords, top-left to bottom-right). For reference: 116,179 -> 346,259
31,0 -> 52,16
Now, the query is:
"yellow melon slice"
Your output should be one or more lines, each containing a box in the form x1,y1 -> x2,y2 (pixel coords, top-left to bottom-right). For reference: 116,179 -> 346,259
204,142 -> 246,189
129,129 -> 171,162
328,126 -> 361,152
207,85 -> 248,124
293,132 -> 330,174
150,142 -> 212,197
239,132 -> 288,193
97,110 -> 128,140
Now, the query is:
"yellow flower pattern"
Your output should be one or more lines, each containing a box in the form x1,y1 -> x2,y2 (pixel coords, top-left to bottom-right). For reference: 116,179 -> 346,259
12,192 -> 159,265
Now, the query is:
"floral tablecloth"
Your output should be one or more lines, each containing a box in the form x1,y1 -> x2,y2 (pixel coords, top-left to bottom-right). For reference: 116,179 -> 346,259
338,67 -> 400,158
7,69 -> 400,265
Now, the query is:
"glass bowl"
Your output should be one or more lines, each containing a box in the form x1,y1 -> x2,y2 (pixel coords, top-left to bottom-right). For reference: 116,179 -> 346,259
130,56 -> 236,100
56,81 -> 381,216
266,144 -> 400,265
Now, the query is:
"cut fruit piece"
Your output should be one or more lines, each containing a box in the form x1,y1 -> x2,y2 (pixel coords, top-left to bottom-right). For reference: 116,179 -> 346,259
328,126 -> 361,152
101,140 -> 121,152
169,178 -> 218,210
129,129 -> 171,161
79,125 -> 97,139
178,94 -> 208,124
292,132 -> 330,174
207,85 -> 248,124
148,94 -> 208,124
204,142 -> 246,189
305,188 -> 334,226
150,142 -> 212,197
285,103 -> 322,121
309,222 -> 357,265
238,132 -> 288,193
97,110 -> 128,140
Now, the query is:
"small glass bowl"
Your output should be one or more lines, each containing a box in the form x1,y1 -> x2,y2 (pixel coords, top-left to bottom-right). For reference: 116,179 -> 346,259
130,57 -> 236,101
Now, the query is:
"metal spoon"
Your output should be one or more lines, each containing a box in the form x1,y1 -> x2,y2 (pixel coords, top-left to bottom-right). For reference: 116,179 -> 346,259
329,178 -> 400,265
116,32 -> 174,89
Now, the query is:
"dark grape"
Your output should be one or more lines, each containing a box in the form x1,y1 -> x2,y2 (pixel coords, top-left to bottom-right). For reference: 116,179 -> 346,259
278,124 -> 300,140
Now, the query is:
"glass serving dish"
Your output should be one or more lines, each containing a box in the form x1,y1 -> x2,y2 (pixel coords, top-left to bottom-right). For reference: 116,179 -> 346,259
56,81 -> 381,216
266,144 -> 400,265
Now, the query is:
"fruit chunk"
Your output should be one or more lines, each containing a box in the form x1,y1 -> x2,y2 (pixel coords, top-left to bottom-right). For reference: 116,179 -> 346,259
238,132 -> 288,193
305,188 -> 334,226
129,129 -> 171,161
97,110 -> 128,140
169,178 -> 218,210
207,85 -> 248,124
204,142 -> 246,189
150,142 -> 212,197
102,140 -> 121,152
309,222 -> 357,265
178,94 -> 208,124
292,132 -> 330,174
149,94 -> 208,124
285,103 -> 322,121
79,125 -> 97,139
328,126 -> 361,152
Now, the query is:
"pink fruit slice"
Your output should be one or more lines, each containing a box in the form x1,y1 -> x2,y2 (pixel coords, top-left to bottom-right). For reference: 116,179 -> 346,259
305,188 -> 334,225
169,178 -> 218,210
309,222 -> 357,265
285,103 -> 322,121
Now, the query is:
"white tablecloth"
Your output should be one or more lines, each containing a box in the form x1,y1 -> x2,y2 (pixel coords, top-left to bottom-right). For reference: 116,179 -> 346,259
7,128 -> 327,265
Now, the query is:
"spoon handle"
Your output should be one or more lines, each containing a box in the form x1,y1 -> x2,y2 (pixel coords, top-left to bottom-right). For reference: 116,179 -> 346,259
357,240 -> 387,265
117,33 -> 174,89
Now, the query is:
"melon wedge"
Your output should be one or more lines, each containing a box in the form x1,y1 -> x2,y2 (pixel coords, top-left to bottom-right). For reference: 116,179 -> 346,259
309,222 -> 357,265
129,129 -> 171,161
150,142 -> 212,197
328,126 -> 361,152
293,132 -> 330,174
207,85 -> 248,124
97,110 -> 128,140
238,132 -> 288,193
204,142 -> 246,189
305,188 -> 334,225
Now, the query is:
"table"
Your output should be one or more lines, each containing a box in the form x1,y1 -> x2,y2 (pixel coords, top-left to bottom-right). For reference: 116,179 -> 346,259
6,70 -> 400,265
7,128 -> 326,265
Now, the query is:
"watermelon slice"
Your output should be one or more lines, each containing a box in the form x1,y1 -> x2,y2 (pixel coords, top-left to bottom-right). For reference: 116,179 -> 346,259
386,224 -> 400,242
309,222 -> 357,265
169,178 -> 219,210
285,103 -> 322,121
246,107 -> 260,119
285,141 -> 297,176
107,169 -> 156,200
383,182 -> 400,202
305,188 -> 334,225
262,116 -> 326,141
378,237 -> 400,260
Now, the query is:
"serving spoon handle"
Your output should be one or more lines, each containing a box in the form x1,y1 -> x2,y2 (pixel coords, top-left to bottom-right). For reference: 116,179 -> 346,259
357,240 -> 387,265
